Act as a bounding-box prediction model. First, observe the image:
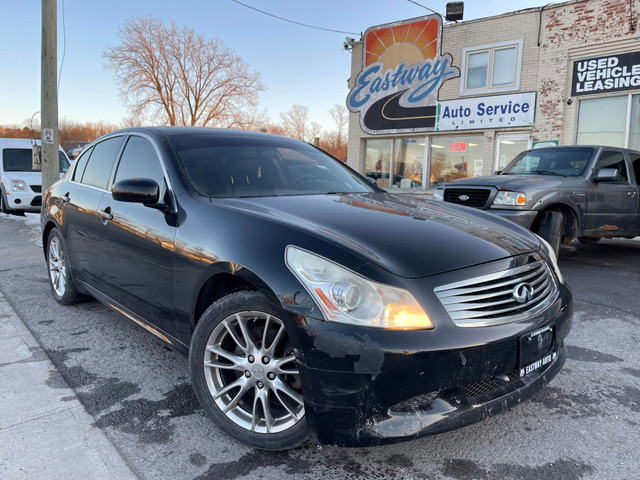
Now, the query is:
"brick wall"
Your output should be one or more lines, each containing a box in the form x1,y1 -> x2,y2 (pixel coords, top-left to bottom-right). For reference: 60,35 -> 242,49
346,0 -> 640,174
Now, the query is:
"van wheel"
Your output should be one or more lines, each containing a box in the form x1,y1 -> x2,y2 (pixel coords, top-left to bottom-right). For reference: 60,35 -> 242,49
0,188 -> 7,214
189,290 -> 307,450
537,211 -> 563,257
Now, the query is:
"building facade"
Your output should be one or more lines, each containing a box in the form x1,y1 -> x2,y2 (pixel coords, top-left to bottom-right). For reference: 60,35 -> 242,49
345,0 -> 640,192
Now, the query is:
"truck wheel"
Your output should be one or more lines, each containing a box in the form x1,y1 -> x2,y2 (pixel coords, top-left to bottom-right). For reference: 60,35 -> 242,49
578,237 -> 601,245
537,211 -> 563,257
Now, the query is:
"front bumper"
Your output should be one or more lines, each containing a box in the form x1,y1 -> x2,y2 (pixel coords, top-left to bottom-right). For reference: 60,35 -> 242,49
2,190 -> 41,212
289,282 -> 572,447
490,209 -> 539,230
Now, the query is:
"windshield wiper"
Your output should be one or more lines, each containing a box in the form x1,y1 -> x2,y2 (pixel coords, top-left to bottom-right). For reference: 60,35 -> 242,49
532,170 -> 566,177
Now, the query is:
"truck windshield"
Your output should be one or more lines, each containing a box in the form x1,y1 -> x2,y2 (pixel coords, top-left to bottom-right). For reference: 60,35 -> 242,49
502,147 -> 594,177
2,148 -> 70,173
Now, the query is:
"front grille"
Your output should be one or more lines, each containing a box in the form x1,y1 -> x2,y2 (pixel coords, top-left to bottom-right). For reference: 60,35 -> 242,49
390,391 -> 439,413
465,370 -> 521,400
30,196 -> 42,207
30,185 -> 42,193
434,256 -> 559,327
444,188 -> 491,208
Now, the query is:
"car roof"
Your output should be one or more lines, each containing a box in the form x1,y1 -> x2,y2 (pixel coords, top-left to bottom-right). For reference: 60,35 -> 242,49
107,126 -> 292,142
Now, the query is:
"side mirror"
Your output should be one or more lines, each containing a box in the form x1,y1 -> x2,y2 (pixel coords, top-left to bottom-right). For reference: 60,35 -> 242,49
493,170 -> 502,175
112,178 -> 159,204
592,168 -> 618,183
365,176 -> 377,185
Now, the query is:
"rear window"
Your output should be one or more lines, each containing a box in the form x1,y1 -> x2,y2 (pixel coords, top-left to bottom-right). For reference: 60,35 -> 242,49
2,148 -> 69,173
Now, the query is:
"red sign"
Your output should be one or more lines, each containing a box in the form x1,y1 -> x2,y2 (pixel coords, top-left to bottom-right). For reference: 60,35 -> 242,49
448,142 -> 467,152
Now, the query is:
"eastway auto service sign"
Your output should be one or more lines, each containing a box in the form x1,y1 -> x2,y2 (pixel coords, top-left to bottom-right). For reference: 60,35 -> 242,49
572,51 -> 640,96
347,15 -> 459,134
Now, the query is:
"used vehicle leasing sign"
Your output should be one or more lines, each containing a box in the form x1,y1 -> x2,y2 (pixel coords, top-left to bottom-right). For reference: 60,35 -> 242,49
571,51 -> 640,96
436,92 -> 537,131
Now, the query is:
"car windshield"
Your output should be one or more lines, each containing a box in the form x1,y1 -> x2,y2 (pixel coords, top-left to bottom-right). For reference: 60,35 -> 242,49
2,148 -> 70,173
168,134 -> 376,198
501,147 -> 595,177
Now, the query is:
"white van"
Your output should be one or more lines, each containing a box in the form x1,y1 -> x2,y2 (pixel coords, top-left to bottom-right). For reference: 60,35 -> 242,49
0,138 -> 70,215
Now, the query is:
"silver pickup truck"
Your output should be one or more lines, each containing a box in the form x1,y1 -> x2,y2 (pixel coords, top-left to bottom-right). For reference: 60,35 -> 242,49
433,146 -> 640,255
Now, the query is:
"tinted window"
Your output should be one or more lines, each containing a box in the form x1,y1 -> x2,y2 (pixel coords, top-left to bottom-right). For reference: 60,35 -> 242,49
80,136 -> 124,189
595,151 -> 628,183
168,134 -> 374,198
2,148 -> 69,173
114,136 -> 165,188
72,146 -> 94,182
630,154 -> 640,185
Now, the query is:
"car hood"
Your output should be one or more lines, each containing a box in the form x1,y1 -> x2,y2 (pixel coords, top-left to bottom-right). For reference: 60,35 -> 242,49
446,174 -> 567,191
215,193 -> 540,278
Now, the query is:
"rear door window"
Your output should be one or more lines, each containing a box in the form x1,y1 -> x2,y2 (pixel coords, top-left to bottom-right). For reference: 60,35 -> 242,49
595,151 -> 629,183
630,154 -> 640,185
80,136 -> 125,190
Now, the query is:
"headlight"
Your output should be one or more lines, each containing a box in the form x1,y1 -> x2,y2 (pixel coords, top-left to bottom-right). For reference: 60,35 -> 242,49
536,235 -> 564,284
285,246 -> 433,330
11,180 -> 26,192
432,189 -> 444,201
492,191 -> 527,206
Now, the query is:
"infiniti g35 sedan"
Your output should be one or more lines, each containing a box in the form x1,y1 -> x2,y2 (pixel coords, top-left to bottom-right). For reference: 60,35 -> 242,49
41,127 -> 572,450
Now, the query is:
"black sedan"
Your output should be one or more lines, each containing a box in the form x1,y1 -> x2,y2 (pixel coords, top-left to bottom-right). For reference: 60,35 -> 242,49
41,127 -> 572,450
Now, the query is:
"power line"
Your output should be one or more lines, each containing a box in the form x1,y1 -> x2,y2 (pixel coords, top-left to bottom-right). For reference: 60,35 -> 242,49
230,0 -> 359,35
406,0 -> 440,16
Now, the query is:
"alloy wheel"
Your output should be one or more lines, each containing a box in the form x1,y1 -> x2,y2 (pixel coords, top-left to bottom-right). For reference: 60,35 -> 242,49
203,311 -> 304,434
48,236 -> 67,297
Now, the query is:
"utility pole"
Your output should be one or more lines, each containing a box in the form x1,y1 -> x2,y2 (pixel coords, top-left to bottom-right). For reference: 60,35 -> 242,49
41,0 -> 58,193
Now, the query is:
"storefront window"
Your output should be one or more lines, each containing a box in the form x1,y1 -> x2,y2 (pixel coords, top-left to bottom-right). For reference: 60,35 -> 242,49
364,139 -> 392,188
576,96 -> 627,147
392,138 -> 425,188
429,135 -> 484,187
496,136 -> 531,170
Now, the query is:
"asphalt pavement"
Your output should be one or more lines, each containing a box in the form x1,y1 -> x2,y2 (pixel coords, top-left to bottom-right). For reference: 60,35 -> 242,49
0,212 -> 638,480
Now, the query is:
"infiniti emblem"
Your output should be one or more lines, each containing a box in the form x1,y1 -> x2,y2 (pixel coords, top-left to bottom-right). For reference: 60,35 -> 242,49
458,194 -> 470,201
512,282 -> 534,304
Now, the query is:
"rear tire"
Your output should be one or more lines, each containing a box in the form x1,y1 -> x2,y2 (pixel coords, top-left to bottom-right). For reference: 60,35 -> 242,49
537,211 -> 563,257
578,237 -> 601,245
189,290 -> 307,450
46,228 -> 82,305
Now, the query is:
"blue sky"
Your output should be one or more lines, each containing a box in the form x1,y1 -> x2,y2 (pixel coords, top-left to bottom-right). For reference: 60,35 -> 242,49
0,0 -> 564,131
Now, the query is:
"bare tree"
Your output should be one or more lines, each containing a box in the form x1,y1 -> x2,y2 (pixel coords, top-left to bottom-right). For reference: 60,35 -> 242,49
104,16 -> 264,128
280,105 -> 321,142
328,104 -> 348,145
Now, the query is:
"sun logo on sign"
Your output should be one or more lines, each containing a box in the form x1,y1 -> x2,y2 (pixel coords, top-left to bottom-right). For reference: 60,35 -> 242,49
364,18 -> 439,72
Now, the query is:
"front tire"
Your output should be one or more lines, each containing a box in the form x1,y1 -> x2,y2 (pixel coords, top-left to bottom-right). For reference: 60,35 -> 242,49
189,290 -> 307,450
0,188 -> 7,214
46,228 -> 82,304
578,236 -> 601,245
537,211 -> 563,257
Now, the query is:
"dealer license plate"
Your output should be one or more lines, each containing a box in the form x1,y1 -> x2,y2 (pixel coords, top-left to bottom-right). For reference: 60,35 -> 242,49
520,350 -> 558,377
519,325 -> 555,377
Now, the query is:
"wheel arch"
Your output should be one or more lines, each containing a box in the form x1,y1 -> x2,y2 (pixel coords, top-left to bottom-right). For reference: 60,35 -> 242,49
532,203 -> 580,242
42,220 -> 58,257
192,266 -> 281,328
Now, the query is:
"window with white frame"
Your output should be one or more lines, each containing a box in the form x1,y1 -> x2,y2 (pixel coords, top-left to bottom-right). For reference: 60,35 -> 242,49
460,40 -> 523,95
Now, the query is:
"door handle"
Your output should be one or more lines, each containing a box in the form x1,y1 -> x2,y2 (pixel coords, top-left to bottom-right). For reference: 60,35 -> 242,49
99,207 -> 113,222
627,191 -> 637,196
